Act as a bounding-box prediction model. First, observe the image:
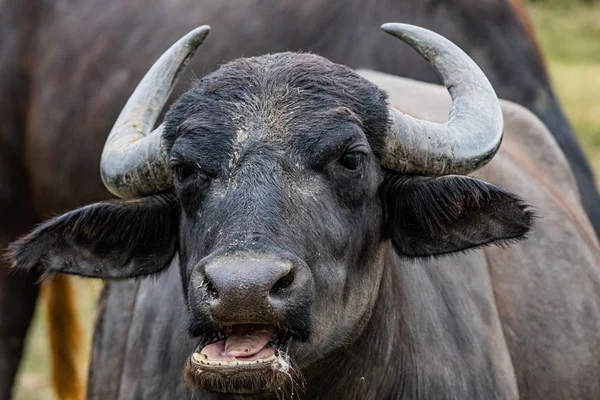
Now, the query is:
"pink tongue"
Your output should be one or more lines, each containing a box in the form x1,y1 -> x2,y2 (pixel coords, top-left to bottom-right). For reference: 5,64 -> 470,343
200,325 -> 276,361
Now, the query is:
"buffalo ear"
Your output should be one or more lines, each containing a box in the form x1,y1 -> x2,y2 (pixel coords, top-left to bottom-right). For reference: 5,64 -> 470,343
381,174 -> 535,257
8,193 -> 179,279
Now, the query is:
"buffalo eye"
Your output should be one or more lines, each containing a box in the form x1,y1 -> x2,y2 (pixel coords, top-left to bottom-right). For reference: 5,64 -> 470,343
338,152 -> 364,171
173,164 -> 197,183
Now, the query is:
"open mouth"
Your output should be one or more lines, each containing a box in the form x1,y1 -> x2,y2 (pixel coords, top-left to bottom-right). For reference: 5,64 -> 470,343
189,324 -> 292,374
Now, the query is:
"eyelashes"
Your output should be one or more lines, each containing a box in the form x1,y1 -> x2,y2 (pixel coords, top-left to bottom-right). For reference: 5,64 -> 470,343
338,152 -> 365,171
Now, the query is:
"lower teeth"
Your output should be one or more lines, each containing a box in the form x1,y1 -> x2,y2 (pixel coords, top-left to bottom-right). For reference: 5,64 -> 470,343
192,353 -> 277,366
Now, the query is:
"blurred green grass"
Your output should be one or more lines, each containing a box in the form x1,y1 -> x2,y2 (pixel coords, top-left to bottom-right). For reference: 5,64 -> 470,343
528,3 -> 600,178
12,2 -> 600,399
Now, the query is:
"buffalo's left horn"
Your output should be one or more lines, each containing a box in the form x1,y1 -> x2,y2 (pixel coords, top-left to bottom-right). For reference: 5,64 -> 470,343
100,26 -> 210,198
380,23 -> 503,176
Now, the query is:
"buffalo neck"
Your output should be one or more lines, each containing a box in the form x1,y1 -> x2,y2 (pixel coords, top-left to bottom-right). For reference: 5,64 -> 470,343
297,251 -> 407,399
298,249 -> 518,399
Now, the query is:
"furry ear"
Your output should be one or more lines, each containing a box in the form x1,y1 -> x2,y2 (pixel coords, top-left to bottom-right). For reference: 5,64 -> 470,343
8,193 -> 179,278
381,174 -> 535,257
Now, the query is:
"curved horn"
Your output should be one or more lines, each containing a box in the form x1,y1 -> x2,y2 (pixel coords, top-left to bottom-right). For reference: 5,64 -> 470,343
380,23 -> 503,175
100,25 -> 210,198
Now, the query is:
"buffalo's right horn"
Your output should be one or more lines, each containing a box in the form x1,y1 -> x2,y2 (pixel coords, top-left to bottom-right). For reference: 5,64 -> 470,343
100,26 -> 210,199
380,23 -> 503,176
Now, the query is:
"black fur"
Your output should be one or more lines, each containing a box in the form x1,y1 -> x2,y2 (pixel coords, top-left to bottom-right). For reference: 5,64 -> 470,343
164,52 -> 391,160
7,193 -> 179,278
381,174 -> 536,257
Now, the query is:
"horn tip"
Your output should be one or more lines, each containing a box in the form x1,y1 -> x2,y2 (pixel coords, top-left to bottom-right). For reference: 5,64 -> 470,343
192,25 -> 211,40
184,25 -> 211,46
381,23 -> 429,41
380,22 -> 395,31
381,22 -> 408,34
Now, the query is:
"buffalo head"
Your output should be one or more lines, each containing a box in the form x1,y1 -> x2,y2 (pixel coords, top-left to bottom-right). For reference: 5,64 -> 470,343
9,24 -> 533,395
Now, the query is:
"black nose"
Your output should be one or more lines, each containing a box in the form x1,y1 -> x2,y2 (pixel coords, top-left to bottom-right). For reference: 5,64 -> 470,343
196,257 -> 309,324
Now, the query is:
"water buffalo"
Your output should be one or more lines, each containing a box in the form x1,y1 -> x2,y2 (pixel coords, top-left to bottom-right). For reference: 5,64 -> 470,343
10,24 -> 600,399
2,0 -> 598,398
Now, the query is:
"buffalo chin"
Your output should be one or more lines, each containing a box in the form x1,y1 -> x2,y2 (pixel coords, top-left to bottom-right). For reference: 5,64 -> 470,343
184,324 -> 297,395
184,352 -> 294,395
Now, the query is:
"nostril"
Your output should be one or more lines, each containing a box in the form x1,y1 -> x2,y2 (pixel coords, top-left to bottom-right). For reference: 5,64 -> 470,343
203,278 -> 219,299
270,270 -> 295,296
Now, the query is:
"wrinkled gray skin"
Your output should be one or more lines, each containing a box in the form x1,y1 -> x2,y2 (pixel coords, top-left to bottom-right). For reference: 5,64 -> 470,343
86,75 -> 600,400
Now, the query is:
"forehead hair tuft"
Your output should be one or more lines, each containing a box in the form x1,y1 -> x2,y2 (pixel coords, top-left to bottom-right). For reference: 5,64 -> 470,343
164,52 -> 391,156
